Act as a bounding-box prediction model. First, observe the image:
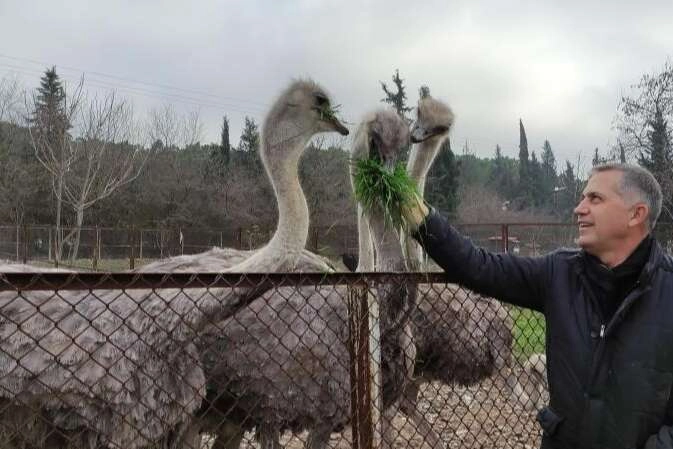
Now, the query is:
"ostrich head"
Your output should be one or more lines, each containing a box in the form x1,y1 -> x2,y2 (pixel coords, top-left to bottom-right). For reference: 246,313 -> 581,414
262,80 -> 349,168
410,95 -> 454,144
352,108 -> 410,170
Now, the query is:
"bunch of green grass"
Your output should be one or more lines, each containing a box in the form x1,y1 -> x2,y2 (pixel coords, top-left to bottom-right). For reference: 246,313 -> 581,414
352,157 -> 420,230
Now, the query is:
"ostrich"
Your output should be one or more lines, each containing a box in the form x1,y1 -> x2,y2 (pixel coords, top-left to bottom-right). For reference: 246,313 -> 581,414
349,94 -> 537,448
404,93 -> 542,414
0,79 -> 349,449
138,80 -> 348,275
521,352 -> 548,410
194,109 -> 416,449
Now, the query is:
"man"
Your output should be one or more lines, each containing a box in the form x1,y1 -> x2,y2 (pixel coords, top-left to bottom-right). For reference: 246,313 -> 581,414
403,163 -> 673,449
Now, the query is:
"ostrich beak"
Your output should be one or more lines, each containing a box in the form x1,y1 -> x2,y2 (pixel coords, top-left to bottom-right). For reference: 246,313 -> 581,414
410,123 -> 427,143
368,131 -> 396,171
410,124 -> 449,143
326,116 -> 349,136
379,144 -> 397,171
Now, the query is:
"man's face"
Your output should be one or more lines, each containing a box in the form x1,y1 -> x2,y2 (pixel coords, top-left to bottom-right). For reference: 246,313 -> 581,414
574,170 -> 636,256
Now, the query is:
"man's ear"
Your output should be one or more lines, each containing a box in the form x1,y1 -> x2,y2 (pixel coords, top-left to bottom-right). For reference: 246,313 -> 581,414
629,203 -> 650,227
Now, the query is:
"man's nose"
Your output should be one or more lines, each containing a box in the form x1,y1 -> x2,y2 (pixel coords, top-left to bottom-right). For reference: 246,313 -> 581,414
574,199 -> 588,215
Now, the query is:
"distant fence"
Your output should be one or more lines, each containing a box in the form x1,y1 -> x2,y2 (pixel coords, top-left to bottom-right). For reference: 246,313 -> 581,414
2,222 -> 673,270
0,224 -> 359,270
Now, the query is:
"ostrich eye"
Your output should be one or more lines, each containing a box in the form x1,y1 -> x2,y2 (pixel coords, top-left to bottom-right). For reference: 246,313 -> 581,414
315,93 -> 329,107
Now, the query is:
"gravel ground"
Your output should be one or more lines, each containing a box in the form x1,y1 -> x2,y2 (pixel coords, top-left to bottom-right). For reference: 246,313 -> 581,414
208,374 -> 544,449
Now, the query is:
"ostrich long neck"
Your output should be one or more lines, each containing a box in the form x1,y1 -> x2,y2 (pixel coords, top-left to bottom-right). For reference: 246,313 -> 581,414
356,205 -> 375,271
406,136 -> 443,197
367,210 -> 406,272
405,136 -> 445,269
262,122 -> 312,254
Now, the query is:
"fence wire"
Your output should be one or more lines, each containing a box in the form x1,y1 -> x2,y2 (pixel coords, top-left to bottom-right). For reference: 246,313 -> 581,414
0,272 -> 547,449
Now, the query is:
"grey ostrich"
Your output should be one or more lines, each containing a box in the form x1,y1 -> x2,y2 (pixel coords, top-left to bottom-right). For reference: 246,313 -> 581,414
138,81 -> 347,274
0,79 -> 349,449
350,94 -> 535,449
194,109 -> 416,449
405,92 -> 540,410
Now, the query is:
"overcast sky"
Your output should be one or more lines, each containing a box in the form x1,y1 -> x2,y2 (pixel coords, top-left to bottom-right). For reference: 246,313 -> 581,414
1,0 -> 672,170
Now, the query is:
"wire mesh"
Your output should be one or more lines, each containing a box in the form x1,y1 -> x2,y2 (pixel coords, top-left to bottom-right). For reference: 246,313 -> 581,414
0,271 -> 546,449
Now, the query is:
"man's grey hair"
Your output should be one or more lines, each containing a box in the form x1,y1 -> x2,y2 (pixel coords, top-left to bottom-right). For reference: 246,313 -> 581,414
592,163 -> 662,230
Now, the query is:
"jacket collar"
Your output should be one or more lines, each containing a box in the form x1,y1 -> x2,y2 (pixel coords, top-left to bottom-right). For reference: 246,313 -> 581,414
572,236 -> 663,284
637,237 -> 663,285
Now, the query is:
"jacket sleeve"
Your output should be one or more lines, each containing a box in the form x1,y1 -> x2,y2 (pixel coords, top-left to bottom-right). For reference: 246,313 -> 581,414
642,427 -> 673,449
641,393 -> 673,448
413,208 -> 549,312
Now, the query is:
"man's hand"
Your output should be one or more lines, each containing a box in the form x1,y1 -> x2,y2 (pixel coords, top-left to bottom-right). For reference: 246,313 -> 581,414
402,194 -> 430,231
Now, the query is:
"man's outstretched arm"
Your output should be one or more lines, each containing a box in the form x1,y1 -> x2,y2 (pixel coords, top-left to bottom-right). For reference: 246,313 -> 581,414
404,200 -> 548,312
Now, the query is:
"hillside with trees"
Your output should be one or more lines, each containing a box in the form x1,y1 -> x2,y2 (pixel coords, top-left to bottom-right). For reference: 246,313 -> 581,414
4,63 -> 672,258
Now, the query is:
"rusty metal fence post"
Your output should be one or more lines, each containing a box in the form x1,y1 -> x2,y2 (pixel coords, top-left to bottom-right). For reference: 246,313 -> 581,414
348,280 -> 382,449
501,224 -> 509,253
129,226 -> 135,270
21,224 -> 28,264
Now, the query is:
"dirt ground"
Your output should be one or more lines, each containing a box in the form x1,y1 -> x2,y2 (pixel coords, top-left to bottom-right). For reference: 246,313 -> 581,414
210,375 -> 544,449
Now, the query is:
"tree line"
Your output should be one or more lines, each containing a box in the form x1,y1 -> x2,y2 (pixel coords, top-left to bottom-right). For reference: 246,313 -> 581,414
0,63 -> 671,261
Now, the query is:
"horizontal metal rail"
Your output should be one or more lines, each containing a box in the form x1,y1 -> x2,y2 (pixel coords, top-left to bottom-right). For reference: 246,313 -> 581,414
0,271 -> 453,291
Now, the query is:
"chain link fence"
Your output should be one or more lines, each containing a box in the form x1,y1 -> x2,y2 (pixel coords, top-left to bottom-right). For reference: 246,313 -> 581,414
0,272 -> 547,449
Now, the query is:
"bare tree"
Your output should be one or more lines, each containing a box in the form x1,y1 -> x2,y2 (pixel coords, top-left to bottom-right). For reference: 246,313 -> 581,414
0,74 -> 21,123
28,72 -> 83,263
146,104 -> 203,150
615,61 -> 673,160
29,71 -> 148,262
61,92 -> 147,260
615,61 -> 673,218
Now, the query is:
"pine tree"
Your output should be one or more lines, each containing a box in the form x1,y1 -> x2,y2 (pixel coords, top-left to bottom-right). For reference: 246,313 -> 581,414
517,119 -> 532,208
31,66 -> 70,148
488,144 -> 506,184
540,140 -> 557,209
220,115 -> 231,166
487,144 -> 515,197
557,160 -> 579,219
380,69 -> 413,120
239,116 -> 260,153
638,108 -> 672,170
530,151 -> 545,207
541,140 -> 557,180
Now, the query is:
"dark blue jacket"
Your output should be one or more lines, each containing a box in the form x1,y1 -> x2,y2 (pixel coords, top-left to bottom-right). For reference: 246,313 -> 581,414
414,210 -> 673,449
